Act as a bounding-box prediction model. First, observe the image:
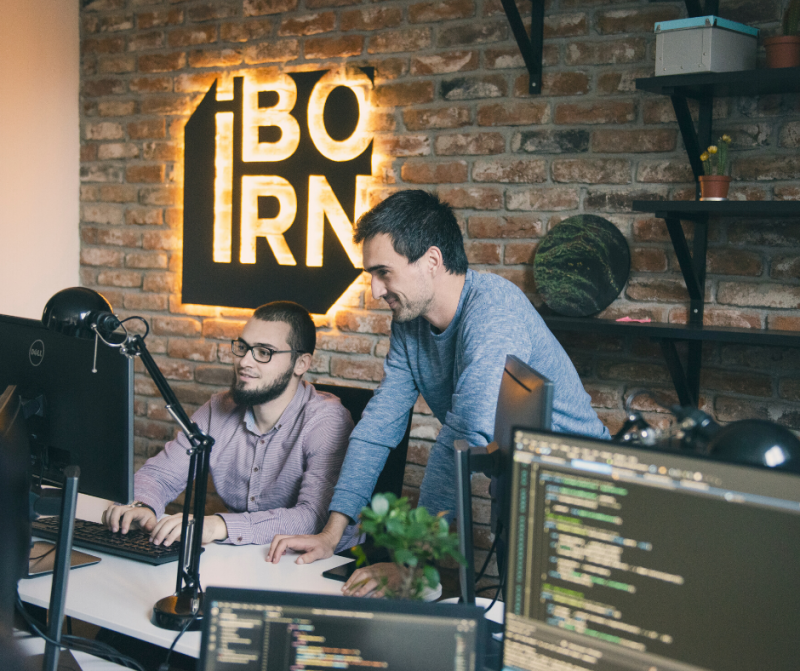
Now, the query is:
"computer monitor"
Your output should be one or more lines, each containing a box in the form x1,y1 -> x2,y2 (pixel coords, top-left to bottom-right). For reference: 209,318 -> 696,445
455,355 -> 553,604
503,428 -> 800,671
198,587 -> 486,671
0,313 -> 134,503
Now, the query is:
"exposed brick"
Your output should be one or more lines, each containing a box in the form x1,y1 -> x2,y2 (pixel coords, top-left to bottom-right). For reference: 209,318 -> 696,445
168,339 -> 218,362
472,159 -> 546,184
138,53 -> 186,73
435,132 -> 504,156
97,54 -> 136,74
552,159 -> 630,184
123,293 -> 168,311
729,221 -> 800,247
188,48 -> 242,68
374,134 -> 431,157
97,270 -> 143,287
142,273 -> 177,293
376,82 -> 434,107
128,76 -> 173,93
441,75 -> 507,101
492,268 -> 535,294
152,317 -> 202,337
541,71 -> 591,97
139,186 -> 180,206
401,160 -> 468,184
330,357 -> 384,382
565,38 -> 647,65
631,247 -> 668,273
126,165 -> 165,183
439,186 -> 503,210
596,7 -> 680,34
81,248 -> 125,267
437,22 -> 506,48
779,378 -> 800,402
555,100 -> 636,125
718,282 -> 800,309
544,12 -> 588,37
136,9 -> 184,29
187,3 -> 238,22
409,0 -> 474,23
512,129 -> 589,154
303,36 -> 359,59
341,8 -> 403,32
97,142 -> 139,160
81,203 -> 124,226
82,36 -> 125,55
410,51 -> 478,76
597,68 -> 652,95
477,101 -> 549,127
734,156 -> 800,181
126,208 -> 163,226
96,229 -> 141,247
636,161 -> 694,184
126,251 -> 168,269
506,187 -> 579,212
335,310 -> 392,336
592,129 -> 676,153
100,13 -> 134,33
196,365 -> 234,386
403,107 -> 471,130
279,12 -> 335,36
669,307 -> 762,330
707,249 -> 763,277
143,231 -> 181,250
243,0 -> 297,16
317,334 -> 374,354
368,28 -> 431,54
127,31 -> 164,51
202,319 -> 248,339
220,19 -> 273,42
714,397 -> 771,423
82,78 -> 126,97
626,277 -> 690,303
85,121 -> 124,141
504,242 -> 537,265
465,241 -> 500,264
168,26 -> 217,47
468,215 -> 543,239
142,141 -> 180,161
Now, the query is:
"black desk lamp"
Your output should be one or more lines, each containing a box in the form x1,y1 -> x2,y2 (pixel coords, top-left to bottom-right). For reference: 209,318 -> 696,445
42,287 -> 214,631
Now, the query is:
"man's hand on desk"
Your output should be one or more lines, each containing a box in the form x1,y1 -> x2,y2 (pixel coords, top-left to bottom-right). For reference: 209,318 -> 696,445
149,513 -> 228,546
266,511 -> 350,564
102,502 -> 156,535
343,563 -> 402,598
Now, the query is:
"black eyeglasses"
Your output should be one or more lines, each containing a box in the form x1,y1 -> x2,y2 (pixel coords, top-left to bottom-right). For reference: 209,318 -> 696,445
230,339 -> 305,364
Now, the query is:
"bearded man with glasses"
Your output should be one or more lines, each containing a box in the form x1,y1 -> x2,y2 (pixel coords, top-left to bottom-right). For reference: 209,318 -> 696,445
102,301 -> 359,550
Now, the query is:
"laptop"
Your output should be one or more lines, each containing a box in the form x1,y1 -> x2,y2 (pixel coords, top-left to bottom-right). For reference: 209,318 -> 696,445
199,586 -> 487,671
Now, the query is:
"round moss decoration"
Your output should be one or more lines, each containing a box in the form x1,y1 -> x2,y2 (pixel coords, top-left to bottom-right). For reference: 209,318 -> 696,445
534,215 -> 630,317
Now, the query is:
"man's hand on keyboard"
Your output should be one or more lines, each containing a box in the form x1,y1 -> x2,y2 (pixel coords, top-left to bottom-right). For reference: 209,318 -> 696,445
102,503 -> 156,535
150,513 -> 229,547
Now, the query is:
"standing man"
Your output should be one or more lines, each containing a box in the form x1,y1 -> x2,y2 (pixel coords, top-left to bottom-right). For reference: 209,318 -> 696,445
103,301 -> 358,550
267,190 -> 608,579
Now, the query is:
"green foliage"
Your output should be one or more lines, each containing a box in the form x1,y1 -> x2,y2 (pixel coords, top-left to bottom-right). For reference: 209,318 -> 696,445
784,0 -> 800,36
355,493 -> 466,600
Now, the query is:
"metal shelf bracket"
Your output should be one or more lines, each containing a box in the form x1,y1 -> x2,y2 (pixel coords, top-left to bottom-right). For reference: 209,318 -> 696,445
501,0 -> 544,94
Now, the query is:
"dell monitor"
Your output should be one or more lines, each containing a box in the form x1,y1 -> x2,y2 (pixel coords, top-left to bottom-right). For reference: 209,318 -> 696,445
0,313 -> 134,503
503,428 -> 800,671
199,587 -> 486,671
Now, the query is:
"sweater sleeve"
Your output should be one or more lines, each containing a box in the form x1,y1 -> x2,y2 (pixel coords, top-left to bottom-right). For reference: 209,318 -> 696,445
328,325 -> 419,521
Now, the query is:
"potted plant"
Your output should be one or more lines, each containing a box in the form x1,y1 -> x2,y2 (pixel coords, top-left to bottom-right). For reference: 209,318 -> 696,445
699,134 -> 732,201
764,0 -> 800,68
351,493 -> 466,600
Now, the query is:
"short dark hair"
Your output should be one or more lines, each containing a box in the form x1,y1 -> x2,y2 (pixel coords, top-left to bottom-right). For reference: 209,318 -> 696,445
252,301 -> 316,357
353,190 -> 468,275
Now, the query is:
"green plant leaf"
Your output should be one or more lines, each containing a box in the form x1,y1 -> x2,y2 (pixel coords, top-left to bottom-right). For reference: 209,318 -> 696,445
423,565 -> 440,588
371,493 -> 390,517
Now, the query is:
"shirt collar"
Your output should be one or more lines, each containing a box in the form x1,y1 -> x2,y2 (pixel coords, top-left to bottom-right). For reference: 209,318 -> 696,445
242,380 -> 310,436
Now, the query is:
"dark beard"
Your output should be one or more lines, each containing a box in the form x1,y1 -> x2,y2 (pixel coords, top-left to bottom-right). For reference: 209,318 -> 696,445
230,364 -> 294,407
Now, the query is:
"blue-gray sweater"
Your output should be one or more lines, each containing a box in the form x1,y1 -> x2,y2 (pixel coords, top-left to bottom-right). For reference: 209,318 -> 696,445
330,269 -> 608,521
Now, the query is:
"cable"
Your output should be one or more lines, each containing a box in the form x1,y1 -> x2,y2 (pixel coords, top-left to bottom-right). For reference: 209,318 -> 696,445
159,608 -> 201,671
15,594 -> 146,671
483,561 -> 506,614
474,531 -> 500,584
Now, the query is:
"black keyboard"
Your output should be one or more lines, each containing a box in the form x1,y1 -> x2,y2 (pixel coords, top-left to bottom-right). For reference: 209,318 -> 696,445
31,517 -> 180,565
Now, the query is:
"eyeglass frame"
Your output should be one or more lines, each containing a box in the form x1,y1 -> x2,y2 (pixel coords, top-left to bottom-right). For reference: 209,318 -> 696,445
230,339 -> 307,364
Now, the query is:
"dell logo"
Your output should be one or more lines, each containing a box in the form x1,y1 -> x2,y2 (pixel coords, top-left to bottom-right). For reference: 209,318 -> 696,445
29,340 -> 45,366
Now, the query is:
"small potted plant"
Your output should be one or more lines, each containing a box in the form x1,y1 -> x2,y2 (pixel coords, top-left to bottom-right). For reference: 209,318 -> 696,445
351,493 -> 466,600
764,0 -> 800,68
699,134 -> 732,201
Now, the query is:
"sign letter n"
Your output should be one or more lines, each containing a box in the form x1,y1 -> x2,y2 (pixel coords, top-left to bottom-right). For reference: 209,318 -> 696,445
181,68 -> 374,314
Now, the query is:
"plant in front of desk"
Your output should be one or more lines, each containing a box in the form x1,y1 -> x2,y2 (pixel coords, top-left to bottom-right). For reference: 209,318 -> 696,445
352,493 -> 466,600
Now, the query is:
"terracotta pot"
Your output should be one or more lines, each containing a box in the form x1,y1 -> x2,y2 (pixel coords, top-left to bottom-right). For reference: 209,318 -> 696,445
764,35 -> 800,68
699,175 -> 731,201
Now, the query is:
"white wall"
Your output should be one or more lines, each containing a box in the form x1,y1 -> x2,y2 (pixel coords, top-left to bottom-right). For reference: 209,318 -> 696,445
0,1 -> 80,319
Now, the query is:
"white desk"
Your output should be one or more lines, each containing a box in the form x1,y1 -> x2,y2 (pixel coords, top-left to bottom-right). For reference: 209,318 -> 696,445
14,630 -> 128,670
18,495 -> 354,658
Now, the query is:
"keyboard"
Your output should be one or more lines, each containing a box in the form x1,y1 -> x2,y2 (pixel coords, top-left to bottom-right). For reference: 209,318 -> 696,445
31,517 -> 181,565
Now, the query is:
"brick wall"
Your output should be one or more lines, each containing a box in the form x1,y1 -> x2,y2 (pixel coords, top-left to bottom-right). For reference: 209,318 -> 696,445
78,0 -> 800,578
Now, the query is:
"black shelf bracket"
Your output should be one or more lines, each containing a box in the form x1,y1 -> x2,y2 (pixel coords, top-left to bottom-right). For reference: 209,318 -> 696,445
661,213 -> 708,326
502,0 -> 544,94
659,339 -> 702,407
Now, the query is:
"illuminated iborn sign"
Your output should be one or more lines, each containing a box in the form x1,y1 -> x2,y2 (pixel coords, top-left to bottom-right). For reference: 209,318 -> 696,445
181,68 -> 374,314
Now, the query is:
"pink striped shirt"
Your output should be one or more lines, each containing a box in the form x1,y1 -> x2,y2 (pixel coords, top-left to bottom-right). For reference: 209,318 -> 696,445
134,381 -> 359,549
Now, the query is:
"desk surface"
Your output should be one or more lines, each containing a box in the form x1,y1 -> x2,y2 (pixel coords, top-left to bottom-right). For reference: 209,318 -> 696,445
18,495 -> 354,658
